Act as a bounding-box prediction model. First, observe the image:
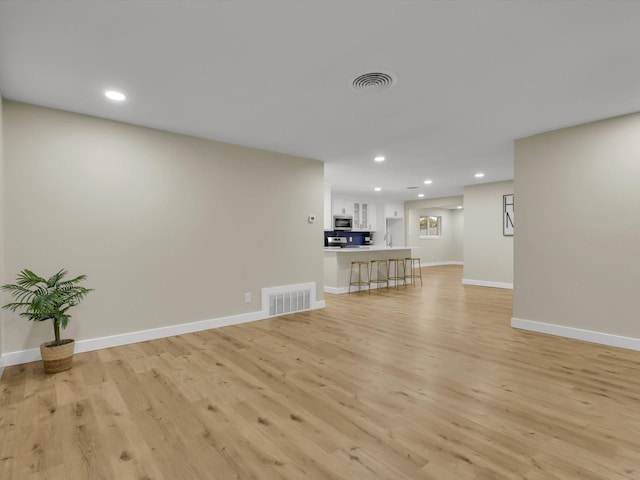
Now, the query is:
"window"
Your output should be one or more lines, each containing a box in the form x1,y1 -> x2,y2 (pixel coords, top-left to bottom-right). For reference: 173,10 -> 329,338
419,215 -> 441,238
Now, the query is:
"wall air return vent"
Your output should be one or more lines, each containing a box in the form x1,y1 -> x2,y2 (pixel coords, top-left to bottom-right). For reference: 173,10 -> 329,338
350,71 -> 396,91
262,283 -> 316,317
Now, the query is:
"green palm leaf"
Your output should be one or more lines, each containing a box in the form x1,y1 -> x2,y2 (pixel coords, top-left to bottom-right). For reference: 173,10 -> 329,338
2,268 -> 93,344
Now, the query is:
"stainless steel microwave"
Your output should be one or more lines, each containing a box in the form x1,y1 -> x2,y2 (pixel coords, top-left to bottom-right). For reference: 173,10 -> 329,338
333,215 -> 353,231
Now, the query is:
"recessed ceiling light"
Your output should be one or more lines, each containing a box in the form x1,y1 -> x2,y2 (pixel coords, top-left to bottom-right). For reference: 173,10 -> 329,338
475,173 -> 484,178
105,90 -> 126,101
374,187 -> 381,191
457,206 -> 463,209
424,180 -> 432,184
418,194 -> 425,198
374,156 -> 385,162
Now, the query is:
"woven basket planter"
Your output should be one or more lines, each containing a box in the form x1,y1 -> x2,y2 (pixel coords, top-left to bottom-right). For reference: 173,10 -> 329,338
40,339 -> 75,374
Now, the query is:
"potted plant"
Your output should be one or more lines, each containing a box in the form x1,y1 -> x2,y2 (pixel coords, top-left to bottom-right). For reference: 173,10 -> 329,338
2,269 -> 93,373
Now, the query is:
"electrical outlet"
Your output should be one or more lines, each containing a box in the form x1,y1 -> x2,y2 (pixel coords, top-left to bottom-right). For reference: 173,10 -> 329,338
244,292 -> 251,303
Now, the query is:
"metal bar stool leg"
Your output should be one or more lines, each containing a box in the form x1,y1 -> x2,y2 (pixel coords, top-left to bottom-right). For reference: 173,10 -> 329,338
415,258 -> 423,286
349,261 -> 370,293
348,262 -> 353,293
404,257 -> 423,287
370,259 -> 389,291
388,258 -> 405,288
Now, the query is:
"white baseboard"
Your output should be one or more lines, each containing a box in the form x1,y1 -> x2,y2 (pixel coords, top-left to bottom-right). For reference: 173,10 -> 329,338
422,261 -> 464,267
324,281 -> 408,295
324,262 -> 464,295
324,286 -> 349,294
0,358 -> 4,379
511,317 -> 640,352
1,300 -> 326,368
2,346 -> 42,367
462,278 -> 513,289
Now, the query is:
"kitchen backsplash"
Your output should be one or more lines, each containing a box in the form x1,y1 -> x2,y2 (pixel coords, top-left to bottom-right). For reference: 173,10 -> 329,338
324,231 -> 373,246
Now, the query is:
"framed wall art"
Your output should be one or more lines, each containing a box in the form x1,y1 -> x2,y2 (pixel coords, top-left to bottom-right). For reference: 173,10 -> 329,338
503,194 -> 514,236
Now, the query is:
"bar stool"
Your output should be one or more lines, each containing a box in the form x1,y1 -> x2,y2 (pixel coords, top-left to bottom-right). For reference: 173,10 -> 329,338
348,261 -> 370,293
387,258 -> 406,288
369,259 -> 389,290
404,257 -> 423,287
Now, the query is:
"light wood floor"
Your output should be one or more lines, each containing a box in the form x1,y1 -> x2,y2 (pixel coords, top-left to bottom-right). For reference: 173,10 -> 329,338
2,265 -> 640,479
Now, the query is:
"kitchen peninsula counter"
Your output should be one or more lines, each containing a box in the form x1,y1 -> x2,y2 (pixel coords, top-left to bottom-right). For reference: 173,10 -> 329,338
323,246 -> 411,252
324,246 -> 412,293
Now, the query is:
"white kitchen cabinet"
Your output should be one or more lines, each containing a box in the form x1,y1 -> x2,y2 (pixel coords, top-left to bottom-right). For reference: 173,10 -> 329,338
385,203 -> 404,219
368,203 -> 378,231
363,203 -> 377,231
333,199 -> 354,217
332,200 -> 341,216
353,201 -> 377,231
332,197 -> 378,231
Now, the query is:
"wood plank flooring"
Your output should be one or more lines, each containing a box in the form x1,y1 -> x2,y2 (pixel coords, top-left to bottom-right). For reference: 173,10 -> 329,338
2,265 -> 640,479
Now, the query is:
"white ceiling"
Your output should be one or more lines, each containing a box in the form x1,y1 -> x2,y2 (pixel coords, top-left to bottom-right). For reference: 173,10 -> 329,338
1,1 -> 640,202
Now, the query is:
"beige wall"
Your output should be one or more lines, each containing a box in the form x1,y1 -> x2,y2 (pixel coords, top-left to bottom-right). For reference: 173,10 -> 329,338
2,101 -> 324,354
405,196 -> 464,265
450,209 -> 464,260
0,92 -> 4,367
463,181 -> 513,287
514,113 -> 640,339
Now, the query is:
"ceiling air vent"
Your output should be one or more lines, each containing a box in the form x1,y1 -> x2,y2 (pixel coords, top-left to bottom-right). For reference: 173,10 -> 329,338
350,71 -> 396,91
